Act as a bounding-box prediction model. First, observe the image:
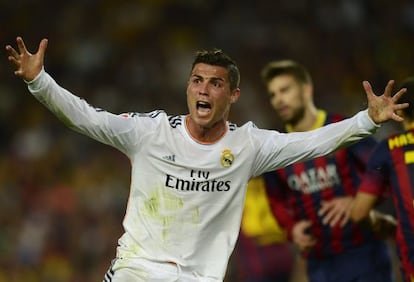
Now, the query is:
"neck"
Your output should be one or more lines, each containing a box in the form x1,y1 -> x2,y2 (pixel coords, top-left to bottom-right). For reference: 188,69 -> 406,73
288,106 -> 318,132
185,116 -> 227,144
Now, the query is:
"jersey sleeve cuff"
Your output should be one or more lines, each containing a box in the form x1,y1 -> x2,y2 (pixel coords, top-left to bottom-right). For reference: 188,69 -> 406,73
26,68 -> 47,94
360,109 -> 381,130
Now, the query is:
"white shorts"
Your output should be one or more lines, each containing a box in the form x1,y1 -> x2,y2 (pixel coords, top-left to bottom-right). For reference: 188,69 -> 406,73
103,258 -> 220,282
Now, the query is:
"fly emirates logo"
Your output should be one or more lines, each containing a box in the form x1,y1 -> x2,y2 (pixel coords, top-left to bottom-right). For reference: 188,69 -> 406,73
287,164 -> 340,194
165,169 -> 231,192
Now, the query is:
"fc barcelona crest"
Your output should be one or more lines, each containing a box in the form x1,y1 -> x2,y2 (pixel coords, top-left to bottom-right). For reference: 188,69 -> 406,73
221,149 -> 234,168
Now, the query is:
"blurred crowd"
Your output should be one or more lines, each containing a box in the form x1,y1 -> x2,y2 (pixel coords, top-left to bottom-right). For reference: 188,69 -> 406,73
1,0 -> 414,281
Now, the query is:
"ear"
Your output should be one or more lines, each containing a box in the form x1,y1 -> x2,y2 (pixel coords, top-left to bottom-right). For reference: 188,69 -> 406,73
302,83 -> 313,101
230,88 -> 241,104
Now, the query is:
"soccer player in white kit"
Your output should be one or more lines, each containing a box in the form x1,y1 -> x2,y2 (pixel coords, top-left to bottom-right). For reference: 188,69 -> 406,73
5,37 -> 408,282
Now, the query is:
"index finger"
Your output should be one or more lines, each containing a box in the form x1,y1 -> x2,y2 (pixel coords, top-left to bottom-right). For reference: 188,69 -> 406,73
318,200 -> 334,216
383,80 -> 395,97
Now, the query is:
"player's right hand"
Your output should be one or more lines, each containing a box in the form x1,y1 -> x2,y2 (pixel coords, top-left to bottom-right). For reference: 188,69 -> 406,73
6,36 -> 48,82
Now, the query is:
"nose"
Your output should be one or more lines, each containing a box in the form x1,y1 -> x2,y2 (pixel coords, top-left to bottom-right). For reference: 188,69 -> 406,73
198,82 -> 209,96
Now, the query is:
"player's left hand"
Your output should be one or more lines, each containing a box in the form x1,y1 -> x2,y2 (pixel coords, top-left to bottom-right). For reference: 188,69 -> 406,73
364,80 -> 408,124
318,196 -> 353,227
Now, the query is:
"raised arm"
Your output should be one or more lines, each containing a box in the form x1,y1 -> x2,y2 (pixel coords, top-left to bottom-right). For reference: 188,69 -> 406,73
5,36 -> 140,155
6,37 -> 48,82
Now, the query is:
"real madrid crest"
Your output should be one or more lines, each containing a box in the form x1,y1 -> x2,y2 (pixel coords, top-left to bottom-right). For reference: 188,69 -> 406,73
221,149 -> 234,168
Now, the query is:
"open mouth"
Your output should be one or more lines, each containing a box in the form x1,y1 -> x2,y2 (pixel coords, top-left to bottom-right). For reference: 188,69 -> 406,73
197,101 -> 211,110
196,101 -> 212,116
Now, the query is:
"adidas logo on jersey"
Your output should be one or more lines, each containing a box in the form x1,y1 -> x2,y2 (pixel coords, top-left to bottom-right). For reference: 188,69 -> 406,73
163,155 -> 176,162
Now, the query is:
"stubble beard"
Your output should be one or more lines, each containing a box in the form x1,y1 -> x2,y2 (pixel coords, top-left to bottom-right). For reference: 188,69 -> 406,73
285,106 -> 306,127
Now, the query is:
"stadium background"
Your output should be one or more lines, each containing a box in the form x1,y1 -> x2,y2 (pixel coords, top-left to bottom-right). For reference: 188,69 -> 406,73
0,0 -> 413,281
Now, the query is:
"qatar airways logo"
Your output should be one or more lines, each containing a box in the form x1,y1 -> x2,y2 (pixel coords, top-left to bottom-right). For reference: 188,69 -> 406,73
287,164 -> 340,194
165,169 -> 231,192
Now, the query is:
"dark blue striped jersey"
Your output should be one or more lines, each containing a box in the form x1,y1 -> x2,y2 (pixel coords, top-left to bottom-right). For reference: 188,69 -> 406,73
358,129 -> 414,278
265,110 -> 380,259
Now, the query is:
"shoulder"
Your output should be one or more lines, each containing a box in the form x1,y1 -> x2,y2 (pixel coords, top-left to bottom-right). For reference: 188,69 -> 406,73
227,120 -> 269,136
120,109 -> 167,119
227,120 -> 282,146
366,138 -> 391,164
120,110 -> 185,128
228,120 -> 264,131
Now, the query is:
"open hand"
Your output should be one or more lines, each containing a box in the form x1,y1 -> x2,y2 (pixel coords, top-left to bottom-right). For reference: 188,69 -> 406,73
364,80 -> 408,124
5,36 -> 48,82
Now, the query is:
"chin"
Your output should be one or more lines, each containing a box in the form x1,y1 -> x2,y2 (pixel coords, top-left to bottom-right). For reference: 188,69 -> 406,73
190,116 -> 210,127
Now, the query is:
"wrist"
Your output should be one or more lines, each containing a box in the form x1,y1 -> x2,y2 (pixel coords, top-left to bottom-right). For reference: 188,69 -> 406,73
24,67 -> 44,84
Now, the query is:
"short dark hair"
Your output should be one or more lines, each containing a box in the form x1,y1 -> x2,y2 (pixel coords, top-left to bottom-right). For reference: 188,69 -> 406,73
191,49 -> 240,91
261,60 -> 312,85
399,76 -> 414,119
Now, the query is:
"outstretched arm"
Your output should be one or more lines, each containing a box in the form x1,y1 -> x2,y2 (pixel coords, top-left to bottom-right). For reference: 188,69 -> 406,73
5,36 -> 139,155
364,80 -> 408,124
6,36 -> 48,82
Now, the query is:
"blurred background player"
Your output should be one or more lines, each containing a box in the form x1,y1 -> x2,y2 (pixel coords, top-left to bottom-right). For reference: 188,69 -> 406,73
348,76 -> 414,282
10,36 -> 407,282
228,176 -> 299,282
261,60 -> 395,282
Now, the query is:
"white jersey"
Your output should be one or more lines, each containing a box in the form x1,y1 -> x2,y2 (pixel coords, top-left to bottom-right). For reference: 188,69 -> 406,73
27,70 -> 379,281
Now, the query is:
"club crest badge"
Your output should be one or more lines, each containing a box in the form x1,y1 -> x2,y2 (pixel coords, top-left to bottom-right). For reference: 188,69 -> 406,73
221,149 -> 234,168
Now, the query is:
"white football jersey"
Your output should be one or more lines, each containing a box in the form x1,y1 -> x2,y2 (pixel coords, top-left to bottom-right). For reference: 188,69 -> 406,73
27,70 -> 378,280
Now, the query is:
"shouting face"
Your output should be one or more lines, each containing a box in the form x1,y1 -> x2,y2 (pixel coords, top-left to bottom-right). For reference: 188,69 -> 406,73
186,63 -> 240,141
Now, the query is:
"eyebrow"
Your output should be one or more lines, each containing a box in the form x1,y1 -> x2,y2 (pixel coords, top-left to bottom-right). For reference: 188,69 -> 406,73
191,74 -> 226,83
